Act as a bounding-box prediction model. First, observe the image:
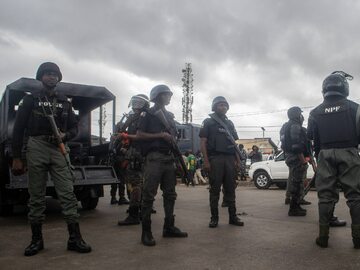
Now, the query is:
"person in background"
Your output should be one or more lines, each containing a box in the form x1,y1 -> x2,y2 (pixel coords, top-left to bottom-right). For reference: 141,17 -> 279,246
248,145 -> 262,164
238,144 -> 247,181
186,151 -> 197,185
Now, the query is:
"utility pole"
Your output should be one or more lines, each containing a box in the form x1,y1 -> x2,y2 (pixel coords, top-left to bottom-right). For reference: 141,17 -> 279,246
261,127 -> 265,138
98,105 -> 107,144
181,63 -> 194,124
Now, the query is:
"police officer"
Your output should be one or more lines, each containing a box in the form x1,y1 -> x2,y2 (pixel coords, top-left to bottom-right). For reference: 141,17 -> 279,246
199,96 -> 244,228
136,85 -> 188,246
110,119 -> 130,206
307,71 -> 360,249
12,62 -> 91,256
280,107 -> 310,216
117,94 -> 150,226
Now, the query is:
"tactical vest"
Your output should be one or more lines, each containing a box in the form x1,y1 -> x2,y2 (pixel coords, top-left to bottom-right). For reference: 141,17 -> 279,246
312,99 -> 358,149
27,92 -> 71,135
280,122 -> 291,152
206,118 -> 237,155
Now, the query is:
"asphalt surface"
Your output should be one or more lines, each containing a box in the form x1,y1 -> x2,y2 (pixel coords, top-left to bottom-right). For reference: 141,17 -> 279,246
0,184 -> 360,270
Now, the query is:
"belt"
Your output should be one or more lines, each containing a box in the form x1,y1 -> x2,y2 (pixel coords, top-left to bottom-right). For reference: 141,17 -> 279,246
31,135 -> 58,144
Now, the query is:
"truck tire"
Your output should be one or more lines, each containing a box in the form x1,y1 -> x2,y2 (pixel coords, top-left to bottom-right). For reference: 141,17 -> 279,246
253,170 -> 272,189
81,197 -> 99,210
0,190 -> 14,216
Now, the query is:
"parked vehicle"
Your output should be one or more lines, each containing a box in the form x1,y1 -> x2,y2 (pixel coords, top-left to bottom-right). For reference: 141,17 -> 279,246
176,123 -> 201,154
248,151 -> 315,189
0,78 -> 118,215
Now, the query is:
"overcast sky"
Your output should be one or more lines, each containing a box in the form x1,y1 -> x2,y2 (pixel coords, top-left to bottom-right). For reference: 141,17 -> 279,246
1,0 -> 360,144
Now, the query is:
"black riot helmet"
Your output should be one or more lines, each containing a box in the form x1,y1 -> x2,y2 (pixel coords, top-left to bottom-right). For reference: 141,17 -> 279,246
36,62 -> 62,81
149,84 -> 173,102
211,96 -> 229,111
322,71 -> 353,98
287,106 -> 303,121
128,94 -> 150,110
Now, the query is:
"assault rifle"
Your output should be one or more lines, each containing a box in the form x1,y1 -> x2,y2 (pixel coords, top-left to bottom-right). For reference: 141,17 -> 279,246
153,109 -> 191,186
39,96 -> 75,180
304,151 -> 317,196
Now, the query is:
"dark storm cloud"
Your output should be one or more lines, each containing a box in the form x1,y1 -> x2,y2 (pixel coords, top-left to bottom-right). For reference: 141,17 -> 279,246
1,0 -> 360,140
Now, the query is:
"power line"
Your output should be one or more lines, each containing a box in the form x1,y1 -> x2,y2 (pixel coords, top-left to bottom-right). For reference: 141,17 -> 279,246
236,125 -> 282,128
192,105 -> 314,120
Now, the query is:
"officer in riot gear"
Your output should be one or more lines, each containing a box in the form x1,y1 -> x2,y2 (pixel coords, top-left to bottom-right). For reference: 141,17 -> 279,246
12,62 -> 91,256
136,85 -> 188,246
307,71 -> 360,249
199,96 -> 244,228
280,106 -> 310,216
110,118 -> 130,205
117,94 -> 150,226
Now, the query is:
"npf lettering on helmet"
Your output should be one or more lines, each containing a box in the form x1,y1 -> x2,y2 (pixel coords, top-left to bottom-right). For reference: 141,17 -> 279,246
38,101 -> 63,108
324,106 -> 340,113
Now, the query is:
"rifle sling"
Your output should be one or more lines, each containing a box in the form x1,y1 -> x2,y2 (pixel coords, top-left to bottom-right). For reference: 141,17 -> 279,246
209,113 -> 237,146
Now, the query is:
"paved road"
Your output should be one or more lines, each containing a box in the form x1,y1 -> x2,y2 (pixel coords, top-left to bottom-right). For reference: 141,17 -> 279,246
0,185 -> 360,270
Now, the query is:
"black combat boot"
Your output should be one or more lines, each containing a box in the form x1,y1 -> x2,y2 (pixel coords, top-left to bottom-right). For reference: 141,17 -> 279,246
284,197 -> 290,205
141,219 -> 156,246
288,199 -> 306,216
118,197 -> 130,205
329,216 -> 347,227
209,216 -> 219,228
316,225 -> 329,248
118,206 -> 140,226
67,223 -> 92,253
24,223 -> 44,256
300,198 -> 311,205
110,196 -> 118,205
351,224 -> 360,249
162,216 -> 188,238
228,206 -> 244,226
209,207 -> 219,228
221,201 -> 229,208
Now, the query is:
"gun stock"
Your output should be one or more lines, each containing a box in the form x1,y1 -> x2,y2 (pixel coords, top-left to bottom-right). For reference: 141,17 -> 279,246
304,151 -> 317,196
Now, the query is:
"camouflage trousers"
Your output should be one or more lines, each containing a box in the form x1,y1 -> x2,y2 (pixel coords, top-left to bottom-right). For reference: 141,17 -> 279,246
285,153 -> 308,203
26,136 -> 79,224
316,148 -> 360,225
125,167 -> 143,207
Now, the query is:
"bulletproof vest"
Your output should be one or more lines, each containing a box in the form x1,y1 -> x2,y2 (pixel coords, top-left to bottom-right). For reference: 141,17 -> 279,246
280,122 -> 291,152
312,99 -> 358,149
206,116 -> 237,155
27,91 -> 71,135
138,107 -> 176,155
126,113 -> 143,158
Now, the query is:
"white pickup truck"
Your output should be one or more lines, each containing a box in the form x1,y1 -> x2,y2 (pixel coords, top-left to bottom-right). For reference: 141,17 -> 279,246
248,151 -> 315,189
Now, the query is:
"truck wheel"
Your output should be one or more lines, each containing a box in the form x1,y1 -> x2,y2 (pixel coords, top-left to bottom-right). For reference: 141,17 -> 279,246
81,197 -> 99,210
253,171 -> 272,189
0,191 -> 14,216
0,204 -> 14,216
